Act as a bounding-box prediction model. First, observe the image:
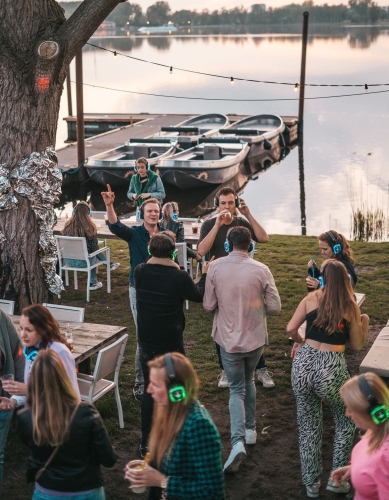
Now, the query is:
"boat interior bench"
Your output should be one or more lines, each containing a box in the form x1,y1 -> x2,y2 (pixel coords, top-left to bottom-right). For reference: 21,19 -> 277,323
360,319 -> 389,377
203,145 -> 222,160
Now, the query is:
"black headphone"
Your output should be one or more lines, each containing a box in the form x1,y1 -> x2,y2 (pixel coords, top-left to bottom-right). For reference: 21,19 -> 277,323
358,374 -> 389,424
165,353 -> 186,403
214,191 -> 240,208
224,231 -> 254,254
326,231 -> 342,255
72,202 -> 91,216
171,202 -> 178,221
139,200 -> 162,220
148,233 -> 178,260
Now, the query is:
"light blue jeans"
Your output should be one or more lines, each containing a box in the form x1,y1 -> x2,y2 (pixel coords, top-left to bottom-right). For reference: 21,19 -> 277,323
0,409 -> 14,491
33,487 -> 105,500
64,254 -> 106,285
220,346 -> 264,446
129,286 -> 144,386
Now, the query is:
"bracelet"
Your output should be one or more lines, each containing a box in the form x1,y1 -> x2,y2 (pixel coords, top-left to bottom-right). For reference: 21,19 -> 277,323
161,475 -> 169,489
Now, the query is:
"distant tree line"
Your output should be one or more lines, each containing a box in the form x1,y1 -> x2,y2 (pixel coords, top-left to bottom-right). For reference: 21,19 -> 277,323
59,0 -> 388,27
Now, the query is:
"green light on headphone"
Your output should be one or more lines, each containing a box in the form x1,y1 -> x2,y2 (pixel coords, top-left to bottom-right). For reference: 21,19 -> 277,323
371,405 -> 389,424
168,385 -> 186,403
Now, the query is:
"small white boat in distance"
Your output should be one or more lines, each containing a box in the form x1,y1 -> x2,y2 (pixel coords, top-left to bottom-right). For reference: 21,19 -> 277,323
138,24 -> 178,33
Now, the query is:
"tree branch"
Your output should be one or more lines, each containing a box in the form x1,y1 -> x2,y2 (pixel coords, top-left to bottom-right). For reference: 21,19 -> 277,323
57,0 -> 123,65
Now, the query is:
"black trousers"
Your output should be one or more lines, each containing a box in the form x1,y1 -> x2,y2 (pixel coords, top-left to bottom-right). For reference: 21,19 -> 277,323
139,341 -> 186,447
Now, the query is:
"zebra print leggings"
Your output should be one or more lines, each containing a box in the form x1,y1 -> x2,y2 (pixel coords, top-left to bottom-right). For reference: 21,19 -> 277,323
291,343 -> 355,486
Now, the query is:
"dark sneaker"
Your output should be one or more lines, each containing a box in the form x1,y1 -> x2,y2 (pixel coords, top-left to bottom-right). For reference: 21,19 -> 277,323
89,281 -> 103,291
133,384 -> 144,401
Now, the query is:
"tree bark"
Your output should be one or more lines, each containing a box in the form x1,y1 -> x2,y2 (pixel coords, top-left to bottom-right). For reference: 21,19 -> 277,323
0,0 -> 122,311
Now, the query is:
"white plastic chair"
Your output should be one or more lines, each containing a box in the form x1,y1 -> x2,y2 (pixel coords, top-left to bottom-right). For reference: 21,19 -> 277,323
43,303 -> 85,323
55,235 -> 111,302
0,300 -> 15,315
77,334 -> 128,428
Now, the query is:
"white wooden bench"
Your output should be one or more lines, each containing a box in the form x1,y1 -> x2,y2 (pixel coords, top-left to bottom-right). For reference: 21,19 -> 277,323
360,319 -> 389,377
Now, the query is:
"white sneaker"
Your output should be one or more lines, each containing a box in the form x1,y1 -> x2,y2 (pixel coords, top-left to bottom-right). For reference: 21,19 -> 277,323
256,368 -> 275,388
223,441 -> 246,474
110,262 -> 121,271
217,370 -> 229,388
89,281 -> 103,291
306,480 -> 321,498
326,478 -> 350,494
245,428 -> 257,445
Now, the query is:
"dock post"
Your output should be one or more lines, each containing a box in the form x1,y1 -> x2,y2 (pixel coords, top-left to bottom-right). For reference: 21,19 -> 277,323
75,49 -> 88,181
298,138 -> 307,235
66,66 -> 73,117
298,11 -> 309,137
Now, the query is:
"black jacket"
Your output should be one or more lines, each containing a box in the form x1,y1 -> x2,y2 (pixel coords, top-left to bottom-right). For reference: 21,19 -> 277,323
135,262 -> 206,347
161,219 -> 197,259
16,403 -> 117,492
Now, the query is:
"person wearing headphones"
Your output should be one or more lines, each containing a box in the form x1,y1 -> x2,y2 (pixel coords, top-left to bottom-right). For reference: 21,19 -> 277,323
287,259 -> 369,498
61,201 -> 120,291
331,372 -> 389,499
125,352 -> 225,500
134,231 -> 213,458
101,186 -> 164,401
197,187 -> 273,389
127,157 -> 165,221
203,227 -> 281,474
306,230 -> 357,291
161,201 -> 202,262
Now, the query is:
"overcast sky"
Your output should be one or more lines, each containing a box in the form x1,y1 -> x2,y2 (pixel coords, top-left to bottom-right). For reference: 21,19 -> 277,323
60,0 -> 389,10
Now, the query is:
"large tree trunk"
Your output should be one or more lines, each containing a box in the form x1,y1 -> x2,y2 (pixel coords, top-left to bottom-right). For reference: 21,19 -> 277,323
0,0 -> 122,312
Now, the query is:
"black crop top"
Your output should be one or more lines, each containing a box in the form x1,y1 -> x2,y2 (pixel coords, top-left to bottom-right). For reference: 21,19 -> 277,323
305,309 -> 350,345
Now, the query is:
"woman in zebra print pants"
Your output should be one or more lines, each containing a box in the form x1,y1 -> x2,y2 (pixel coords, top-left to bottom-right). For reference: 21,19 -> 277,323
287,259 -> 369,498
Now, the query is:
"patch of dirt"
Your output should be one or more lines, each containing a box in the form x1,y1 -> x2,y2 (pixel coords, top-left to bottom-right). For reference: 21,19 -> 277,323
354,265 -> 379,275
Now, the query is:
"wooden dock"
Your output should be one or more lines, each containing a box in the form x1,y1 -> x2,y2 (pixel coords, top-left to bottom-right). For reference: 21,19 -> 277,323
57,113 -> 298,171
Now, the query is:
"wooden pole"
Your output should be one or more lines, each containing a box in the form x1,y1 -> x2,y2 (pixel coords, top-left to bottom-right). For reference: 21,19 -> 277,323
75,50 -> 85,168
298,137 -> 307,235
66,65 -> 73,117
298,11 -> 309,136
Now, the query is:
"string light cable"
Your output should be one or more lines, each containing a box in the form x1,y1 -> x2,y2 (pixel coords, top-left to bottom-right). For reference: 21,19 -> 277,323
86,42 -> 389,89
74,81 -> 389,101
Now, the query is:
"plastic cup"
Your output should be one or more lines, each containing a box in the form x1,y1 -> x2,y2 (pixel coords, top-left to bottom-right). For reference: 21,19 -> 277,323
191,223 -> 199,234
0,374 -> 14,382
126,460 -> 146,494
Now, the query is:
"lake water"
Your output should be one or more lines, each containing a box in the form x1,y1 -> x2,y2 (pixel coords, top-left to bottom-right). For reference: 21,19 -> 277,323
57,25 -> 389,240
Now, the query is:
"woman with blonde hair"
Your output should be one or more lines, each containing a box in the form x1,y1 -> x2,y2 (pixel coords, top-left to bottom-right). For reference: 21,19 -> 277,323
287,259 -> 369,498
332,372 -> 389,499
16,349 -> 117,500
161,201 -> 202,262
62,201 -> 120,291
125,352 -> 225,500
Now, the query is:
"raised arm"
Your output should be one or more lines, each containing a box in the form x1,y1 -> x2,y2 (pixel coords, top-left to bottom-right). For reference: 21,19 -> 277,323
198,212 -> 227,256
239,198 -> 268,242
101,184 -> 118,224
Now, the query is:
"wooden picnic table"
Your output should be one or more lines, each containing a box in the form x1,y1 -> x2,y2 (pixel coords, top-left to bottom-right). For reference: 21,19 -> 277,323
11,316 -> 127,365
53,218 -> 201,245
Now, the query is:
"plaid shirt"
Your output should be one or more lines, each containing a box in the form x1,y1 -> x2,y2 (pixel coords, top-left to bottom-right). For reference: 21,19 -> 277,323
86,237 -> 99,255
149,400 -> 225,500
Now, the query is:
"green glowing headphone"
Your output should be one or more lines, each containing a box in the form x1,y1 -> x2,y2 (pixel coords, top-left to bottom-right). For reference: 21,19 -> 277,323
148,233 -> 177,260
165,353 -> 186,403
358,374 -> 389,425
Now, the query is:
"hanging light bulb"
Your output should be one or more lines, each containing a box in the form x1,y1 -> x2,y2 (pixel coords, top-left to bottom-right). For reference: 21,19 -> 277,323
230,77 -> 234,84
170,66 -> 173,74
365,84 -> 369,92
294,83 -> 299,92
113,51 -> 117,57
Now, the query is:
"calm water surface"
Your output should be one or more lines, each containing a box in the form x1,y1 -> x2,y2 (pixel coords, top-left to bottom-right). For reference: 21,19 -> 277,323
57,26 -> 389,239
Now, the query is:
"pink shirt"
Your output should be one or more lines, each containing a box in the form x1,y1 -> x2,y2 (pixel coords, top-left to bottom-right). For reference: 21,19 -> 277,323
351,433 -> 389,500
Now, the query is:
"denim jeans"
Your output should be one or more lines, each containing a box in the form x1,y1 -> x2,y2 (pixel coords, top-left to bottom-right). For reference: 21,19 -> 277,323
64,253 -> 106,285
0,409 -> 13,491
139,341 -> 185,447
220,346 -> 264,446
33,486 -> 105,500
215,341 -> 265,370
129,286 -> 144,386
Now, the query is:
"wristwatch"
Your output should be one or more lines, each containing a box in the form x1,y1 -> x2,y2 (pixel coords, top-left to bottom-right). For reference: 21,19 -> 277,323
161,475 -> 169,489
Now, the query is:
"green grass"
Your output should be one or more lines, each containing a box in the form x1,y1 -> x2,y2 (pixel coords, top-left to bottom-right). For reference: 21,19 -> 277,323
4,235 -> 389,499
